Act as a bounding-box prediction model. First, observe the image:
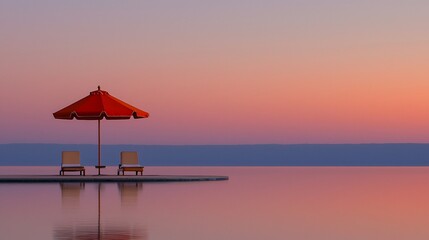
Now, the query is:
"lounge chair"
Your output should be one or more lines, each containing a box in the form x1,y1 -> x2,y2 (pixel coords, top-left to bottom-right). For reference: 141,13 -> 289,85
59,151 -> 85,176
117,151 -> 144,175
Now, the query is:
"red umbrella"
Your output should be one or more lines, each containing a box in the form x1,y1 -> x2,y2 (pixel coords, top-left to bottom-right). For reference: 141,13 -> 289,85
53,86 -> 149,175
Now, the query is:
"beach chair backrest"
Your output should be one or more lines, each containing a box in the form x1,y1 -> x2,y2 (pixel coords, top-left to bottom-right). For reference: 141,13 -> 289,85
62,151 -> 80,164
121,151 -> 139,165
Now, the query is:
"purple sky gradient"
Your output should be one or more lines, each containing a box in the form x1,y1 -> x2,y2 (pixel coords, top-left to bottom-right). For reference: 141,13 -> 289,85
1,1 -> 429,144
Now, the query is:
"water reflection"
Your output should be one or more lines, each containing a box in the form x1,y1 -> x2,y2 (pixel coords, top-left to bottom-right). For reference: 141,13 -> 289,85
118,183 -> 143,207
53,224 -> 146,240
60,183 -> 85,208
7,167 -> 429,239
55,183 -> 147,240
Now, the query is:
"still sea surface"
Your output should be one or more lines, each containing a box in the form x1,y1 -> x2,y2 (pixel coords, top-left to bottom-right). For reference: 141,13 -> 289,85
0,166 -> 429,240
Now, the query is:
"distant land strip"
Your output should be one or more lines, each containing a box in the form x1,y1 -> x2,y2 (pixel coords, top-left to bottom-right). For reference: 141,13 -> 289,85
1,144 -> 429,166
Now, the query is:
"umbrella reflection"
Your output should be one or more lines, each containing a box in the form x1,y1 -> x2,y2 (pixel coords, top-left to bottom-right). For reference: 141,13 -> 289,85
118,183 -> 143,207
55,183 -> 147,240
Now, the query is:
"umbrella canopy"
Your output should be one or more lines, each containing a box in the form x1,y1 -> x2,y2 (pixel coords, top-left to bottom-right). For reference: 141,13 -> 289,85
53,86 -> 149,120
53,86 -> 149,175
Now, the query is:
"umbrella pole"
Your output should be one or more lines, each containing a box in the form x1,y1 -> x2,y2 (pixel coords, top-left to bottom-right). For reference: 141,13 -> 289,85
98,119 -> 101,175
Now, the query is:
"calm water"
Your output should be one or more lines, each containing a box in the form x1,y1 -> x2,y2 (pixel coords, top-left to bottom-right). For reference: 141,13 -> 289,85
1,167 -> 429,239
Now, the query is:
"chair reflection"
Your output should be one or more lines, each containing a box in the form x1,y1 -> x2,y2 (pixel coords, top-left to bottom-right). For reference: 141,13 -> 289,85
60,182 -> 85,207
56,182 -> 147,240
54,224 -> 147,240
118,182 -> 144,206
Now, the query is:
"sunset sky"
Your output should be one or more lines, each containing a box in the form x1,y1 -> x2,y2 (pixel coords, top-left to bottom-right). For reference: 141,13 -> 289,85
1,1 -> 429,144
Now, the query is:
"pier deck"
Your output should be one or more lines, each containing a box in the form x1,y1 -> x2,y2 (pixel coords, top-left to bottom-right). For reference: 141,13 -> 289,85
0,175 -> 229,183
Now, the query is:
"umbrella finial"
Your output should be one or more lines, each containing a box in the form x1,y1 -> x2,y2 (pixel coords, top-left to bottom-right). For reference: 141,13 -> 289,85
98,85 -> 100,91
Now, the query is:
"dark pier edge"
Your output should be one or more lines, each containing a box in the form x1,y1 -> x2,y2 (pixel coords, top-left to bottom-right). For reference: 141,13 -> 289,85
0,175 -> 229,183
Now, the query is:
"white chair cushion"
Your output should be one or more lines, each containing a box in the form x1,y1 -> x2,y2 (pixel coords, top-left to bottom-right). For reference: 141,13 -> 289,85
62,164 -> 83,168
121,164 -> 142,168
